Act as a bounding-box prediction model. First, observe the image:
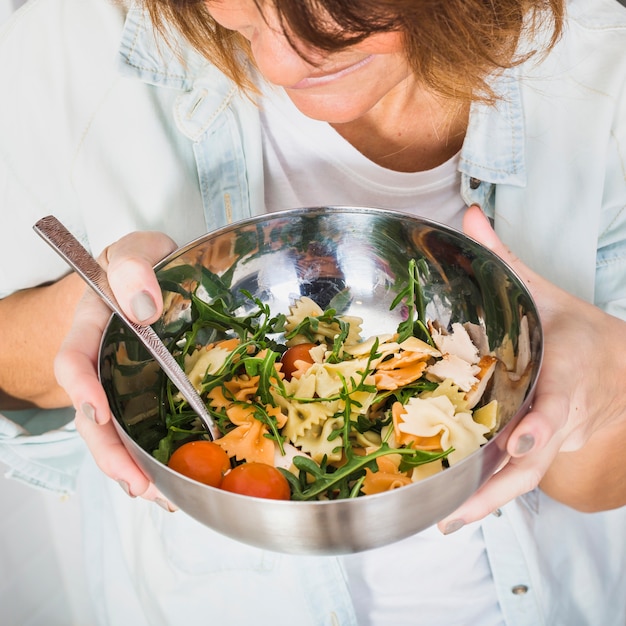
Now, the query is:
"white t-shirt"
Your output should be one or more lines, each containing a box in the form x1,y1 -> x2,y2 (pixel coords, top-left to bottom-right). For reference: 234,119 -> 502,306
259,83 -> 466,231
259,83 -> 504,626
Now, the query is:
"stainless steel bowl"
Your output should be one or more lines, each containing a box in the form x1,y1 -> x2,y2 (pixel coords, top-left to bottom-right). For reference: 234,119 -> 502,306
99,207 -> 542,555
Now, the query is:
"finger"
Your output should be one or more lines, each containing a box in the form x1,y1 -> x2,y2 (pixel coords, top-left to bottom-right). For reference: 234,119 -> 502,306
77,410 -> 177,508
143,483 -> 178,511
462,204 -> 502,250
103,232 -> 177,325
437,391 -> 570,531
53,288 -> 155,493
436,439 -> 560,533
75,407 -> 153,497
54,290 -> 114,423
505,389 -> 570,458
463,205 -> 544,287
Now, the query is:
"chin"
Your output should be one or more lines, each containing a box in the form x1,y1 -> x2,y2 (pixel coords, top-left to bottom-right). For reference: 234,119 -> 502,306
285,90 -> 376,125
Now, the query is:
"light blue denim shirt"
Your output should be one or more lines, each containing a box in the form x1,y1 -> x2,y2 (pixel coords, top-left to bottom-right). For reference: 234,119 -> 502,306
0,0 -> 625,623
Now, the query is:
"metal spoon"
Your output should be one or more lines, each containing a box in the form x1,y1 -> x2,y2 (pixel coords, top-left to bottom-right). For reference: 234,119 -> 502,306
33,215 -> 221,441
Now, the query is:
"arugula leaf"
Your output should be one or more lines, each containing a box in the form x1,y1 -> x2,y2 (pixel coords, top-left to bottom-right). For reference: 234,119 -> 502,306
391,258 -> 434,345
284,308 -> 351,362
284,443 -> 451,501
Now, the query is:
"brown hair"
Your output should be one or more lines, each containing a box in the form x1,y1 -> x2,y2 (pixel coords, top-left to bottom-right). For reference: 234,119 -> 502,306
145,0 -> 564,103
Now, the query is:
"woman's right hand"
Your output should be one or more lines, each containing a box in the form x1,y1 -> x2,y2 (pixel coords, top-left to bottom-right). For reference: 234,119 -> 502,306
55,231 -> 178,504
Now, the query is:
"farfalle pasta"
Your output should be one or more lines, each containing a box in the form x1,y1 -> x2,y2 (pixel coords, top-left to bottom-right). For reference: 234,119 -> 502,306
156,261 -> 531,501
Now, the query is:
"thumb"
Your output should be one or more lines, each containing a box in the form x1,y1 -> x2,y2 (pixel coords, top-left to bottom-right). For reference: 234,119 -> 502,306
463,205 -> 507,256
463,205 -> 543,291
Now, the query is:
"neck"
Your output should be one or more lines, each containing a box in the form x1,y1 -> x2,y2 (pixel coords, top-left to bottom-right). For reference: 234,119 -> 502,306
331,88 -> 469,173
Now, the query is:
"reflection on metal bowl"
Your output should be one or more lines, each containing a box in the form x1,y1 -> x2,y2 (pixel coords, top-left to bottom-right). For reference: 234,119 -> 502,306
98,206 -> 542,555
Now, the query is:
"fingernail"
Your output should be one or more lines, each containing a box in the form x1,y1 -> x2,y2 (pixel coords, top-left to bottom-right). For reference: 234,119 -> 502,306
155,497 -> 176,513
83,401 -> 108,426
117,480 -> 135,498
131,291 -> 157,323
81,402 -> 96,423
515,433 -> 535,456
443,519 -> 465,535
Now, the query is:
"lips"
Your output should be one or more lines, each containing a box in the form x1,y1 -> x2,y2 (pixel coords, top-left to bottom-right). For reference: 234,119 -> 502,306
289,54 -> 374,89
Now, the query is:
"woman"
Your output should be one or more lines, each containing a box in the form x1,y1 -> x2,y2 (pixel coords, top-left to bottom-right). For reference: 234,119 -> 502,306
0,0 -> 625,624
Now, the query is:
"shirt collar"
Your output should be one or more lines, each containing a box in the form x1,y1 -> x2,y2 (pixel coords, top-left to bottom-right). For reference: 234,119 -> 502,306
117,5 -> 244,141
117,4 -> 208,91
460,69 -> 527,187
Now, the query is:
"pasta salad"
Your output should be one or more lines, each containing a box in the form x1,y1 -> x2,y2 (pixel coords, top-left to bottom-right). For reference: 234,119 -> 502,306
154,260 -> 506,501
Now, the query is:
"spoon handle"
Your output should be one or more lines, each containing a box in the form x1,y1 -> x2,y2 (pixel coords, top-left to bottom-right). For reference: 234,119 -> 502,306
33,215 -> 220,441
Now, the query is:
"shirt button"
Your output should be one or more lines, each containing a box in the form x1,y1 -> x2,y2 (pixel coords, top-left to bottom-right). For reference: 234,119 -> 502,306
492,508 -> 503,517
511,584 -> 529,595
469,177 -> 482,189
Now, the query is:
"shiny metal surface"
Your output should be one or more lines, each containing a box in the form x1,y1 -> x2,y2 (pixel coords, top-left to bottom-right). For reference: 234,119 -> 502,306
99,207 -> 543,555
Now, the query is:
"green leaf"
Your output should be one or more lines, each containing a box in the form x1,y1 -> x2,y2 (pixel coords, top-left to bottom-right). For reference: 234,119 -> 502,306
288,443 -> 451,501
392,258 -> 434,345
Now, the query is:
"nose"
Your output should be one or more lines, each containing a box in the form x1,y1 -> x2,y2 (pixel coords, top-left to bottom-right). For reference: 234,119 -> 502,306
248,18 -> 317,86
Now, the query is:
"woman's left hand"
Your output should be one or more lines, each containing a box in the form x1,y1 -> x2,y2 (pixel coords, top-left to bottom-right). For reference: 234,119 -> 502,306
437,205 -> 626,534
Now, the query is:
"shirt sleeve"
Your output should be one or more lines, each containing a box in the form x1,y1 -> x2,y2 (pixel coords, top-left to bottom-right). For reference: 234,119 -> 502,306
0,408 -> 85,494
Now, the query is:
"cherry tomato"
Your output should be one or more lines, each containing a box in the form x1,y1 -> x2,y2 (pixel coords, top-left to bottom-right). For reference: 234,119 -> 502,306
220,462 -> 291,500
280,343 -> 316,380
167,440 -> 231,487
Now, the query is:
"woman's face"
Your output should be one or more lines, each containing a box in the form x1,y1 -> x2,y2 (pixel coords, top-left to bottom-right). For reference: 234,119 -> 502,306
205,1 -> 412,124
